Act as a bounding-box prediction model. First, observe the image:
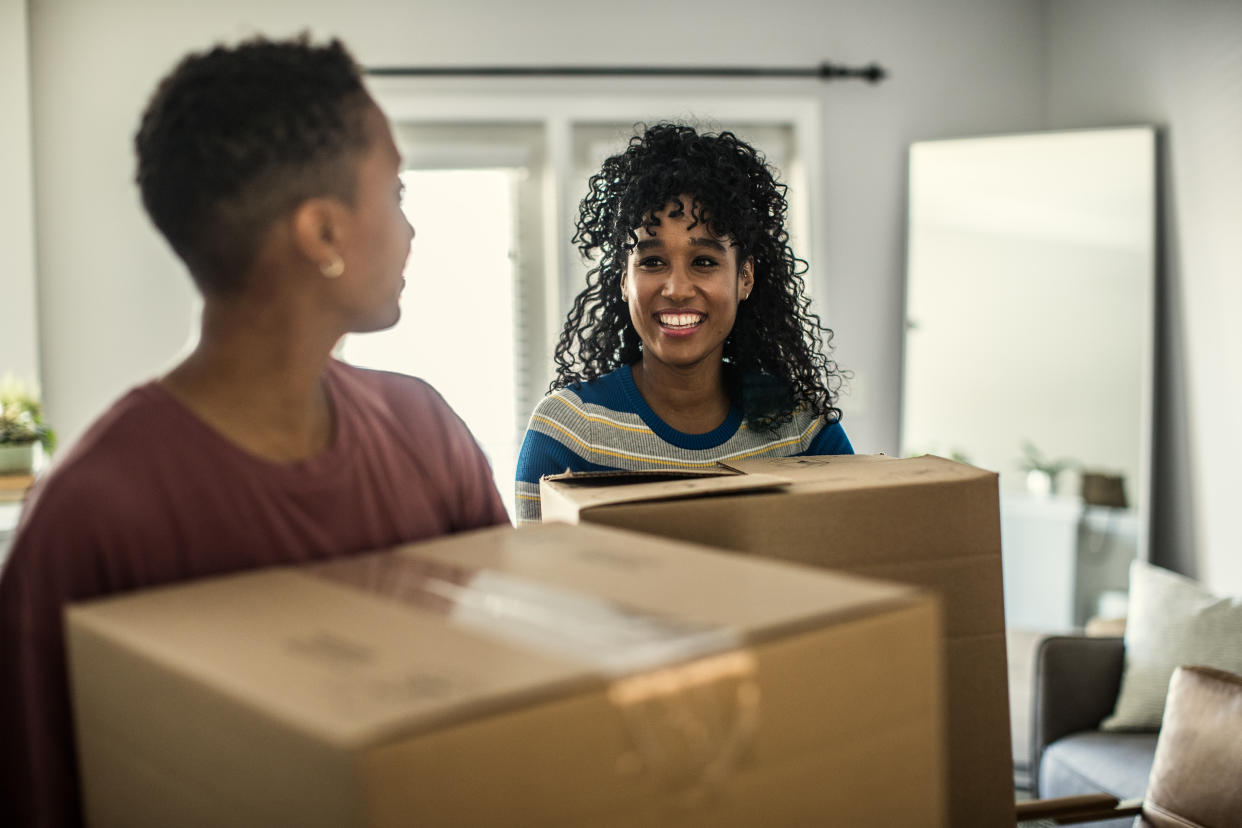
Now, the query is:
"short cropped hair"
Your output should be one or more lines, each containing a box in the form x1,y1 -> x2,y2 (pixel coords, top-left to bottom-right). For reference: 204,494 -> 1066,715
135,35 -> 372,293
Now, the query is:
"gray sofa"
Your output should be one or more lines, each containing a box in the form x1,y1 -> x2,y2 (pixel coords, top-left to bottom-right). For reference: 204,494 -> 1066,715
1031,635 -> 1157,828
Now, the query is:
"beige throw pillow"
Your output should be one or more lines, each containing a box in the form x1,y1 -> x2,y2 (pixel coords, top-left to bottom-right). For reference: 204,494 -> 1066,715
1102,560 -> 1242,730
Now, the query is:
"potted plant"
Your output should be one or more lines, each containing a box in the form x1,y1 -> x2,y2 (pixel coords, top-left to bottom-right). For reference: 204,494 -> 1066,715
1018,440 -> 1076,497
0,374 -> 56,475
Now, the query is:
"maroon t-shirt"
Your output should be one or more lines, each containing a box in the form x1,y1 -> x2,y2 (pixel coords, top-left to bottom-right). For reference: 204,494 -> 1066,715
0,360 -> 509,826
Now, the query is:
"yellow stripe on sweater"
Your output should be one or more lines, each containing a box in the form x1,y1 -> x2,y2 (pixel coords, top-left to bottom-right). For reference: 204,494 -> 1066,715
531,414 -> 821,468
546,394 -> 653,434
531,416 -> 726,468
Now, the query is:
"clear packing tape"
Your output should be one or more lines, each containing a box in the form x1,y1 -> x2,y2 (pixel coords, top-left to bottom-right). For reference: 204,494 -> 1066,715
310,553 -> 761,804
610,651 -> 761,808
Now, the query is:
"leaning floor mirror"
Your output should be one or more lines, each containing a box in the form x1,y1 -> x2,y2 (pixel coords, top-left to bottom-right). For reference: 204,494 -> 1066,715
901,127 -> 1156,634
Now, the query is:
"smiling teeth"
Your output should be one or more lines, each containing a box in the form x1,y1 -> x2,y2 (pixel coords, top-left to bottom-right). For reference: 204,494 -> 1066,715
659,313 -> 702,329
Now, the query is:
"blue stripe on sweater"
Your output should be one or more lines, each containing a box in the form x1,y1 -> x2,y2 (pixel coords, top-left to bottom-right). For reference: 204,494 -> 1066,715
515,428 -> 618,484
804,420 -> 853,455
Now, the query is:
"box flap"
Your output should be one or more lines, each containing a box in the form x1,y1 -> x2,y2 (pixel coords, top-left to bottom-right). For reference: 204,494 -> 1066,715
541,467 -> 740,483
540,455 -> 996,522
540,468 -> 790,517
725,454 -> 996,491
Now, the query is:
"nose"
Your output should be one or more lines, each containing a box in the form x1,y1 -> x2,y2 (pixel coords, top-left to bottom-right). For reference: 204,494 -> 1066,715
660,262 -> 694,302
406,215 -> 416,245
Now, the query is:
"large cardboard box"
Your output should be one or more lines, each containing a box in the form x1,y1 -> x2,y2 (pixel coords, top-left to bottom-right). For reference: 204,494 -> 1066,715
67,522 -> 945,828
542,454 -> 1012,828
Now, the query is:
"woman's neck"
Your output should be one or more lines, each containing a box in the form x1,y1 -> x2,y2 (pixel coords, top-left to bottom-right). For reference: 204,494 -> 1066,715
631,357 -> 732,435
160,295 -> 341,462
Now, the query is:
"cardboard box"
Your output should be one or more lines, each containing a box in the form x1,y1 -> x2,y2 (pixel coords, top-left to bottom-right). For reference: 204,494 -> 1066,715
542,454 -> 1012,828
67,522 -> 945,828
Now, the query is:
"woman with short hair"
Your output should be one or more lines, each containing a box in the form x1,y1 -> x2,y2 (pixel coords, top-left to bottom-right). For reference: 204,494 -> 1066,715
1,36 -> 508,826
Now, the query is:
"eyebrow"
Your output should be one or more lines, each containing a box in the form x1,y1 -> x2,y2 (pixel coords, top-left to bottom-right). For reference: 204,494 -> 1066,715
634,237 -> 729,253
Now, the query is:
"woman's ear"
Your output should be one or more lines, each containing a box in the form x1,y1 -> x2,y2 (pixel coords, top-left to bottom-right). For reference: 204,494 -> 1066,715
290,198 -> 348,275
739,258 -> 756,300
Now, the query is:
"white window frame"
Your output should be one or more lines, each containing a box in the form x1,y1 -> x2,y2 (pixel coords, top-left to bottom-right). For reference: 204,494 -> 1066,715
369,83 -> 823,439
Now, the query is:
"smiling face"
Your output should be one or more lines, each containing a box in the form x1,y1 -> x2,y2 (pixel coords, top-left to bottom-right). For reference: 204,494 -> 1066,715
621,197 -> 754,376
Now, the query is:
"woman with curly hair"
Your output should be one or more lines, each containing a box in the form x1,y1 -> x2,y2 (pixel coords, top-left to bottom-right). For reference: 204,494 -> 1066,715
515,122 -> 852,524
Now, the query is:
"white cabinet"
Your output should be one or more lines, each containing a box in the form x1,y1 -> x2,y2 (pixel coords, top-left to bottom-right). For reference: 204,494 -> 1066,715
1000,492 -> 1138,632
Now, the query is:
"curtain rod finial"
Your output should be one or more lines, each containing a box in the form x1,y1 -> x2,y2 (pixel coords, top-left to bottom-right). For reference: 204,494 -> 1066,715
818,62 -> 888,83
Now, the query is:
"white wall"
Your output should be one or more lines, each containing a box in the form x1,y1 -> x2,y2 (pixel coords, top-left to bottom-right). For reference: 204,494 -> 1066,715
1044,0 -> 1242,592
24,0 -> 1045,457
0,0 -> 39,385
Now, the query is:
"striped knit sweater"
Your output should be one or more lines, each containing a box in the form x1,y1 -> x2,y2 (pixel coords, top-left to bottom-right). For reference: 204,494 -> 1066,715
514,364 -> 852,524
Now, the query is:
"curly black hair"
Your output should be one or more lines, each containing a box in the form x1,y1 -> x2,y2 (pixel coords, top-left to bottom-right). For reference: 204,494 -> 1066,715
553,122 -> 845,430
134,34 -> 371,294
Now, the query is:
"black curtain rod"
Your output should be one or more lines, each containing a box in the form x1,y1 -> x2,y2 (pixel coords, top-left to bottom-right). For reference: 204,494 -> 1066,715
366,61 -> 887,83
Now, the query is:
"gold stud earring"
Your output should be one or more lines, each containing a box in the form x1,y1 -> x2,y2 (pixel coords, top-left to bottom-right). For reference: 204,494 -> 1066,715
320,254 -> 344,279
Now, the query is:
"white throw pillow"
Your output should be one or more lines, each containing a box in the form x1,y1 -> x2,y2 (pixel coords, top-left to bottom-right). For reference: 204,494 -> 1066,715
1102,560 -> 1242,730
